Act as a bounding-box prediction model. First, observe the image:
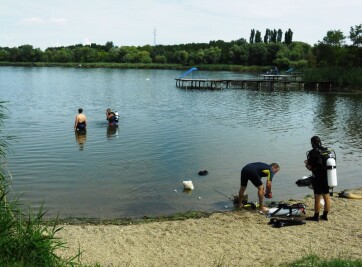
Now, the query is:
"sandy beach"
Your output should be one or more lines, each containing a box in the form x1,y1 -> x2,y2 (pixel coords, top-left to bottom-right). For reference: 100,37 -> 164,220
56,188 -> 362,267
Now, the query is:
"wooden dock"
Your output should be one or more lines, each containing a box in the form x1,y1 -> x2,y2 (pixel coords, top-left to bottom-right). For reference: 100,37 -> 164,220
175,74 -> 336,91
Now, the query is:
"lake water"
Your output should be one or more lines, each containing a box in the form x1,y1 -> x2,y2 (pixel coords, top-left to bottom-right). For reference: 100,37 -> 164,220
1,67 -> 362,219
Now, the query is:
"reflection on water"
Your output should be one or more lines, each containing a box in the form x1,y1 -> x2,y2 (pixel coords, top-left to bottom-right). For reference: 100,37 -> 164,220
1,67 -> 362,219
107,125 -> 118,139
75,130 -> 87,150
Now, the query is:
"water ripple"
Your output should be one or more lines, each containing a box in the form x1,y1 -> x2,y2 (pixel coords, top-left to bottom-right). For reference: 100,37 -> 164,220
2,67 -> 362,218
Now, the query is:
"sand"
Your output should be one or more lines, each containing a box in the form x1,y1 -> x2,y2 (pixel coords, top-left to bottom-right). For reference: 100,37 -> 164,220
56,188 -> 362,267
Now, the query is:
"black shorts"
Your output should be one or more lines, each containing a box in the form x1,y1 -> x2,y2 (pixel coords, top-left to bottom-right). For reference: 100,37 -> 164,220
313,171 -> 329,195
240,166 -> 262,188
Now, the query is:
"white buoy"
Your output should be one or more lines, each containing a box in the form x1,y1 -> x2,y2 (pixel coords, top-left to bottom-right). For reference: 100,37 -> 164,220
183,180 -> 194,190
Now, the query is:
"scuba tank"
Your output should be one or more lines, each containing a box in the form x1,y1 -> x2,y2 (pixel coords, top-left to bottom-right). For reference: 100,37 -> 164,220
320,148 -> 337,188
326,154 -> 337,187
114,111 -> 119,123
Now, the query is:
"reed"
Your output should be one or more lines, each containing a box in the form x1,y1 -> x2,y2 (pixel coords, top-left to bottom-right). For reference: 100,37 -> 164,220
0,102 -> 85,267
303,67 -> 362,90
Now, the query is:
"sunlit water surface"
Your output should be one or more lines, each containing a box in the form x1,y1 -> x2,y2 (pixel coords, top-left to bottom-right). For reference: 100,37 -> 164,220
1,67 -> 362,218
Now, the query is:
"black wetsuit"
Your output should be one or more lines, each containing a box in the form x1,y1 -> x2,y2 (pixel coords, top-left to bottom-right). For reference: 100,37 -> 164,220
107,112 -> 118,124
307,147 -> 329,194
240,162 -> 275,187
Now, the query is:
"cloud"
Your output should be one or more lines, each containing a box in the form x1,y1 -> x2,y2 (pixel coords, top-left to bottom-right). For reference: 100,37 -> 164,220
21,17 -> 45,25
50,17 -> 67,25
20,17 -> 67,26
83,38 -> 91,45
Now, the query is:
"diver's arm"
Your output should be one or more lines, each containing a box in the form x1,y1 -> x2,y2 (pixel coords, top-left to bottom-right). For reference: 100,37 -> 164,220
265,180 -> 272,194
74,116 -> 78,129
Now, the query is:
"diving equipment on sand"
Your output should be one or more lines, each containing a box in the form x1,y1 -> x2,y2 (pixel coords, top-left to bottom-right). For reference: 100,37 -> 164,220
338,190 -> 362,199
296,175 -> 314,189
269,217 -> 306,228
268,203 -> 306,217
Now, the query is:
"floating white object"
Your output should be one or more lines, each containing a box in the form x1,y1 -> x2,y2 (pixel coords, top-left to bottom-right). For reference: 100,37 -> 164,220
183,180 -> 194,190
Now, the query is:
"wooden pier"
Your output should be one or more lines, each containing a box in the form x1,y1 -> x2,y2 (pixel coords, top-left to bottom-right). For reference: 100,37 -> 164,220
175,75 -> 336,91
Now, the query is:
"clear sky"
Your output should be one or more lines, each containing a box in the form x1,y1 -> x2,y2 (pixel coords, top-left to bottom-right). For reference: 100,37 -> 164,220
1,0 -> 361,50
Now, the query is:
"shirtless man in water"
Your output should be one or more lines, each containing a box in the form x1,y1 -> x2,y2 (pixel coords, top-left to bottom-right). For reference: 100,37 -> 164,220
74,108 -> 87,131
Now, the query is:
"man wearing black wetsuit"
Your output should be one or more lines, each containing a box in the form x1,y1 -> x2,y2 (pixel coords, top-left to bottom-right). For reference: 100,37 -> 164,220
305,136 -> 331,221
238,162 -> 280,212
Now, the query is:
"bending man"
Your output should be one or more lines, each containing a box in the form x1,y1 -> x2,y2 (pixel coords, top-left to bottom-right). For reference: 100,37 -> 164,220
238,162 -> 280,212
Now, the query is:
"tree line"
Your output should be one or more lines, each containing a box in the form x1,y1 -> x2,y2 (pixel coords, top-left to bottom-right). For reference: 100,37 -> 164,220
0,25 -> 361,69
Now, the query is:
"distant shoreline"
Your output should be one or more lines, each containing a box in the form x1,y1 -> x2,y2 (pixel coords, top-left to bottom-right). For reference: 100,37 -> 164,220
2,62 -> 360,91
0,61 -> 266,72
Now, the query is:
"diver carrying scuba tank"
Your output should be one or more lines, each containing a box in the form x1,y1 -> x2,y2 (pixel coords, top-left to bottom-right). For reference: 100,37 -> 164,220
106,108 -> 119,125
304,136 -> 337,221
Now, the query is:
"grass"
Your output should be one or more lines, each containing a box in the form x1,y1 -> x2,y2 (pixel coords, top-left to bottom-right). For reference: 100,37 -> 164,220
286,254 -> 362,267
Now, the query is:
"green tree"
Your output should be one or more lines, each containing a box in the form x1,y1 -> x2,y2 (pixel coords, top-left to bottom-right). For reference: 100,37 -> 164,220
175,50 -> 189,65
255,30 -> 262,43
104,41 -> 114,52
8,47 -> 20,61
137,50 -> 152,63
195,49 -> 206,64
264,29 -> 270,43
154,55 -> 167,64
16,45 -> 42,62
204,46 -> 222,64
284,29 -> 293,45
349,24 -> 362,47
76,46 -> 99,62
274,41 -> 312,68
0,49 -> 9,61
229,44 -> 249,65
274,45 -> 291,68
277,29 -> 283,43
249,29 -> 255,44
270,29 -> 277,43
320,30 -> 346,46
266,42 -> 283,65
248,43 -> 267,65
119,46 -> 138,63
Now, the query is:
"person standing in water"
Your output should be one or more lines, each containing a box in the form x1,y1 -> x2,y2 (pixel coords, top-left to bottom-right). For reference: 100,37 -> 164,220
74,108 -> 87,131
106,108 -> 118,125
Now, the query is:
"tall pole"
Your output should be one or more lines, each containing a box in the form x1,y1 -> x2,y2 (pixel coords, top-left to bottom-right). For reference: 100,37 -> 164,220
153,28 -> 157,46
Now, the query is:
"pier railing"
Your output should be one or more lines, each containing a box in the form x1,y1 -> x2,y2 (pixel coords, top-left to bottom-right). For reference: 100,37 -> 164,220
175,74 -> 336,91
